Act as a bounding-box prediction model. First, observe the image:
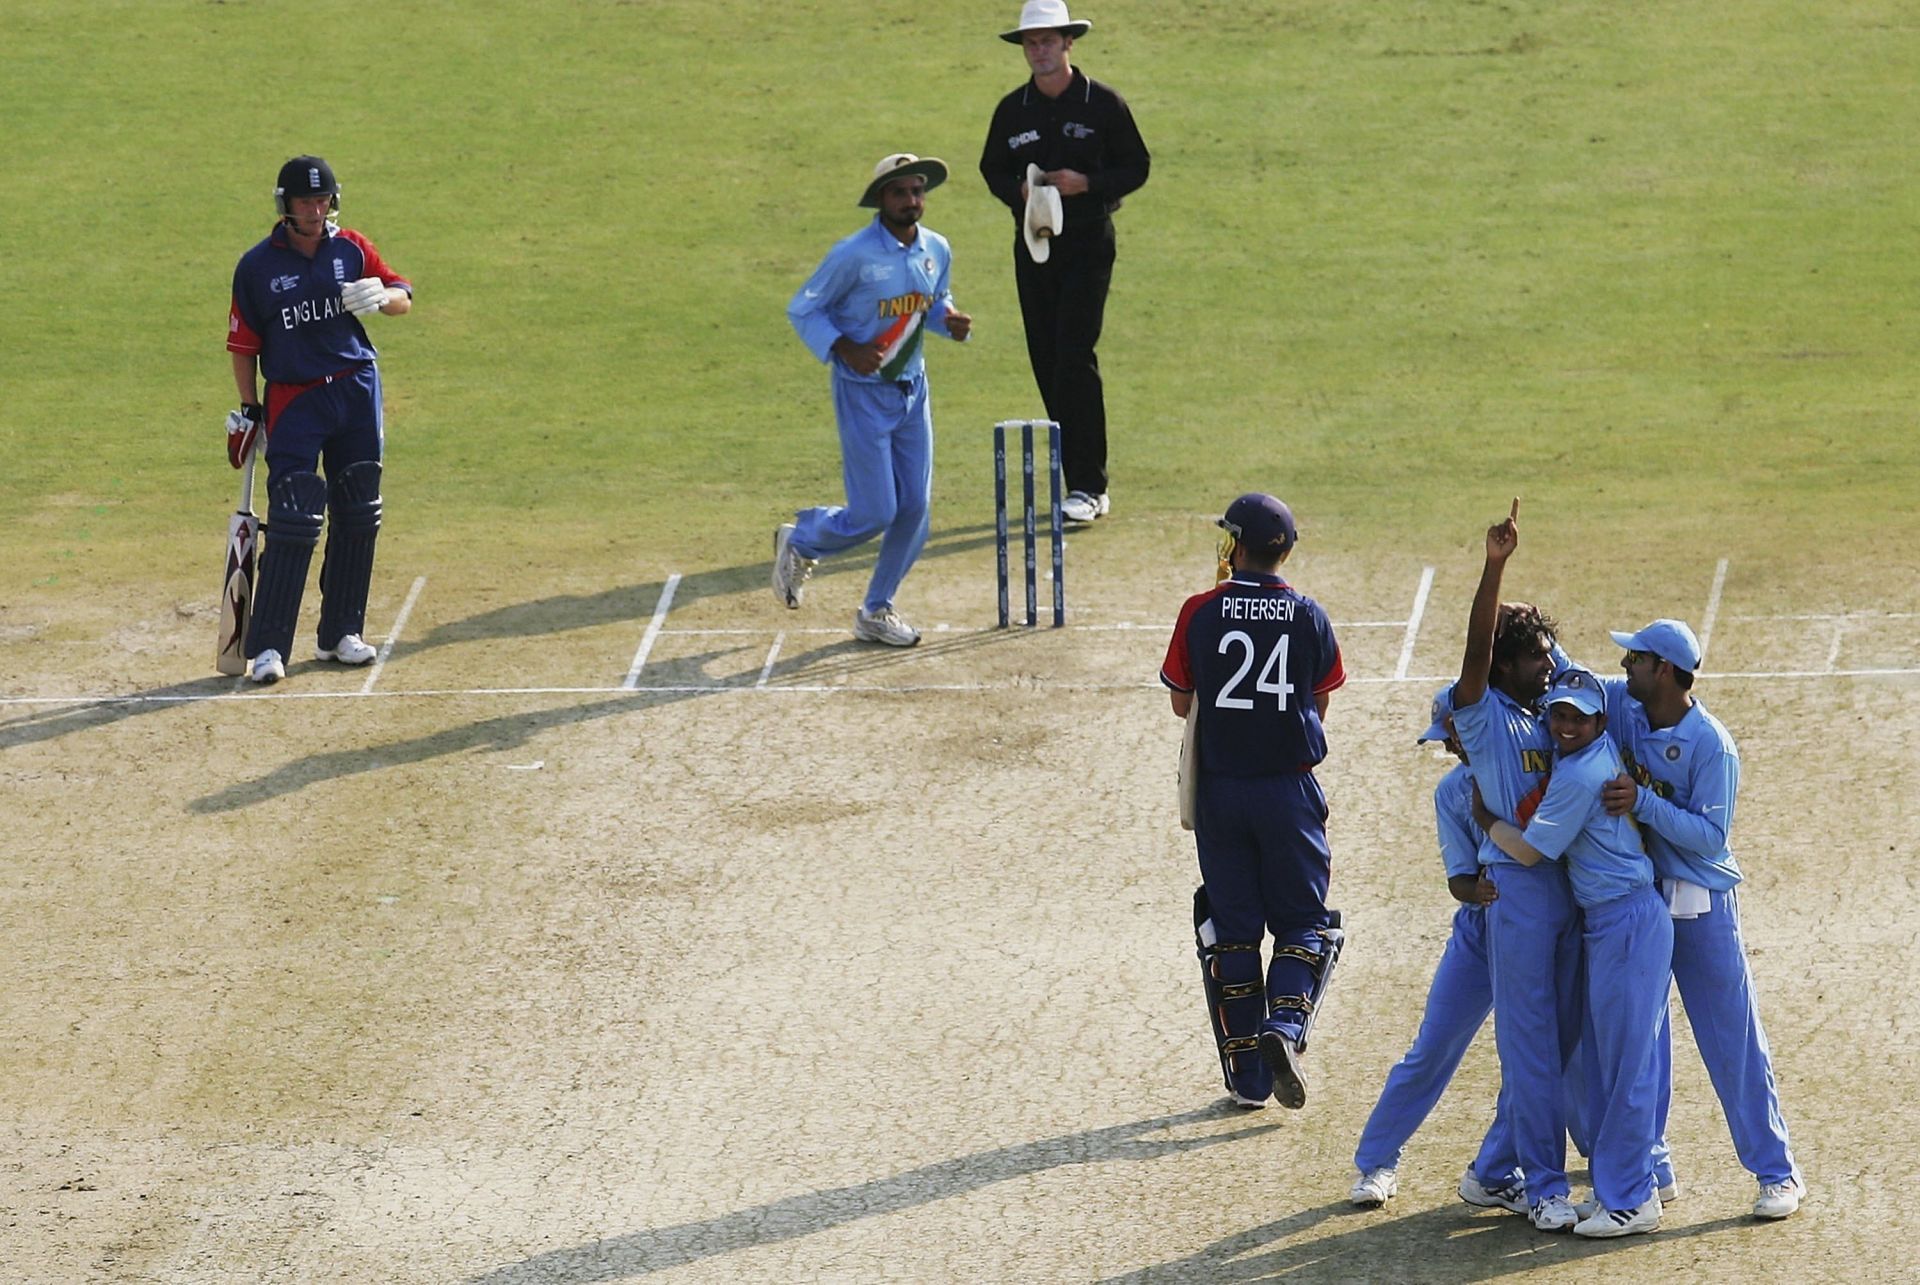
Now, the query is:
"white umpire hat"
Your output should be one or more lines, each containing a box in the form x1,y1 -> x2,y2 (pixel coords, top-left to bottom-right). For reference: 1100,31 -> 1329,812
1001,0 -> 1092,42
1023,163 -> 1063,262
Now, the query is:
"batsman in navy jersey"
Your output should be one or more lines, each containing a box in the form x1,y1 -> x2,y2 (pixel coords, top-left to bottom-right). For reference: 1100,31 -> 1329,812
1161,494 -> 1346,1109
224,155 -> 412,684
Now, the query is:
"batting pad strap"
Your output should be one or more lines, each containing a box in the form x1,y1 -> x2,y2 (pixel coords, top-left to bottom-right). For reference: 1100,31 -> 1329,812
1272,944 -> 1323,966
1269,994 -> 1314,1016
1221,1035 -> 1260,1057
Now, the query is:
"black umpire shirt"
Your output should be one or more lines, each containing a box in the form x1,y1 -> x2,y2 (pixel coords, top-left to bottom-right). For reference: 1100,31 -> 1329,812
979,69 -> 1151,238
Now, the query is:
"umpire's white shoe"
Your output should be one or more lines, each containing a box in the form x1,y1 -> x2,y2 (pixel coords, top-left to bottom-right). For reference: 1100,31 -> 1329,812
1458,1169 -> 1528,1214
852,606 -> 920,647
316,633 -> 377,665
1753,1178 -> 1803,1219
248,649 -> 285,684
1529,1195 -> 1579,1232
771,523 -> 814,609
1350,1167 -> 1398,1208
1060,490 -> 1099,524
1257,1031 -> 1306,1110
1573,1197 -> 1660,1239
1095,491 -> 1110,517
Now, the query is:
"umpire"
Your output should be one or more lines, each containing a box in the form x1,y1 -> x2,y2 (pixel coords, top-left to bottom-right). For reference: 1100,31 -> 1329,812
979,1 -> 1150,524
1161,495 -> 1347,1109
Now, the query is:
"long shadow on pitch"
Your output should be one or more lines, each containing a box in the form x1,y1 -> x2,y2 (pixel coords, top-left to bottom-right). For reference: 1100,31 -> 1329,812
0,674 -> 243,754
463,1105 -> 1278,1284
1102,1201 -> 1764,1283
180,664 -> 733,815
399,521 -> 1003,657
183,624 -> 1029,813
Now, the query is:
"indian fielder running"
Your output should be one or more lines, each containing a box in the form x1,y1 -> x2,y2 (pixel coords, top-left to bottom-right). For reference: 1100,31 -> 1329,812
224,155 -> 412,684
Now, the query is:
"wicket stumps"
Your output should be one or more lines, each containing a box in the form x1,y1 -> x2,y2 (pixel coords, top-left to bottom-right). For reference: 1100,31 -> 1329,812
993,420 -> 1065,628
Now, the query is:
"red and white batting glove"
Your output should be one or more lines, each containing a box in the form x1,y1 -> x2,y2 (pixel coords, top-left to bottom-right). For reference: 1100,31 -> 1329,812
226,404 -> 263,468
340,276 -> 388,317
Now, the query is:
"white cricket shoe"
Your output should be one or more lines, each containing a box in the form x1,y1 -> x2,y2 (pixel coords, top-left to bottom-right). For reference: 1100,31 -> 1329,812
1529,1194 -> 1578,1232
1060,490 -> 1099,523
248,649 -> 285,685
316,633 -> 376,665
1350,1167 -> 1398,1207
852,606 -> 920,647
1659,1177 -> 1681,1204
771,523 -> 814,609
1753,1178 -> 1803,1219
1257,1030 -> 1306,1110
1226,1089 -> 1269,1110
1573,1197 -> 1661,1239
1458,1169 -> 1528,1213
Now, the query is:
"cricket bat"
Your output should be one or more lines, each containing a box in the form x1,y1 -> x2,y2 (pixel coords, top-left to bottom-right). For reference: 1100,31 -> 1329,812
215,445 -> 260,674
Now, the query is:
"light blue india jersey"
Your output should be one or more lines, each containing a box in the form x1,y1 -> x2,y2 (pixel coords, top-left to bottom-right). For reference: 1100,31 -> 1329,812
788,217 -> 958,384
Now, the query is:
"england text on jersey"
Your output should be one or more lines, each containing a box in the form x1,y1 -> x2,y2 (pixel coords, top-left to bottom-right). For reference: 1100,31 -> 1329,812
280,295 -> 346,330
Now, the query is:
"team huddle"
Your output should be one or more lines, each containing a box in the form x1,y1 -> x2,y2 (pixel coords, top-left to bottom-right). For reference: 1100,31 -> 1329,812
1352,502 -> 1802,1236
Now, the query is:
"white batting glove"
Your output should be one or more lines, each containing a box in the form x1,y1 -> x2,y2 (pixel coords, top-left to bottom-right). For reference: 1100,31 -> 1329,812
341,277 -> 388,317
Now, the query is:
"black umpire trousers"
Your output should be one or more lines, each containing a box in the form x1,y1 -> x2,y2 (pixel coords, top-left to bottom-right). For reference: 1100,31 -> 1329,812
1014,217 -> 1116,498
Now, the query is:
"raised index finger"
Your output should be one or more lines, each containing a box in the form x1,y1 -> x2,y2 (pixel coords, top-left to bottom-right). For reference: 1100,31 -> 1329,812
1509,497 -> 1520,522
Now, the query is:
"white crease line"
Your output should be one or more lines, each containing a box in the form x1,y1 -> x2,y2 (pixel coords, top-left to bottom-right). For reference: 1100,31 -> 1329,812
9,665 -> 1920,709
362,575 -> 426,694
1825,621 -> 1845,672
1728,611 -> 1920,621
622,573 -> 682,690
757,632 -> 784,689
1394,567 -> 1435,682
1698,558 -> 1728,664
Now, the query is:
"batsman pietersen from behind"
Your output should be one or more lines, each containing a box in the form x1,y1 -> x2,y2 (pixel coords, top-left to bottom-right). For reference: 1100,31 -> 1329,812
1161,494 -> 1345,1110
225,155 -> 412,684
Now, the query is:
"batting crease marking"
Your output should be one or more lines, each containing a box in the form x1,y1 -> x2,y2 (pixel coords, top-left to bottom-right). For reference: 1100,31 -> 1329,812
757,632 -> 785,689
1698,557 -> 1728,664
622,572 -> 682,690
362,575 -> 426,694
1394,567 -> 1435,682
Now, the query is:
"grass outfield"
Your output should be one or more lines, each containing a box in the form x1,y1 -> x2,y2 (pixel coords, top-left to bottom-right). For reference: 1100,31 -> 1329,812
2,0 -> 1916,611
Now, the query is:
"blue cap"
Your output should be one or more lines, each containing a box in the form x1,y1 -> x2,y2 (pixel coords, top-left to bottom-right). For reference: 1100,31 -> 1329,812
1545,665 -> 1606,716
1609,618 -> 1702,672
1417,684 -> 1454,743
1218,493 -> 1297,553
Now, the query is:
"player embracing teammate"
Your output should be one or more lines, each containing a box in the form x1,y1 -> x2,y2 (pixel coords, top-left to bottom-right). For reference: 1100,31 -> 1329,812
1346,500 -> 1803,1235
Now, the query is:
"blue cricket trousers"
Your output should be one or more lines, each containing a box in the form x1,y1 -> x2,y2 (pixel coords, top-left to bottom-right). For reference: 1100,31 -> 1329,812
1484,860 -> 1584,1204
1580,883 -> 1674,1211
1353,903 -> 1519,1184
789,370 -> 932,615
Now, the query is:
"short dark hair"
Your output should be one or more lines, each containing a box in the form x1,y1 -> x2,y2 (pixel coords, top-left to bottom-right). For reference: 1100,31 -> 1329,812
1492,601 -> 1558,672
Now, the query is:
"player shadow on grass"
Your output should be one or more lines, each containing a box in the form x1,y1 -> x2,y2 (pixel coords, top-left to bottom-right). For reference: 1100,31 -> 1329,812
399,522 -> 1003,659
462,1104 -> 1278,1284
1099,1201 -> 1764,1283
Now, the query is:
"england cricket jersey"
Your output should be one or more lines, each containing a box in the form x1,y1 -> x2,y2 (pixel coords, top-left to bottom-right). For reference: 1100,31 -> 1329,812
1521,735 -> 1655,909
1603,683 -> 1744,890
1160,572 -> 1345,777
227,223 -> 411,384
788,217 -> 958,384
1451,687 -> 1552,868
